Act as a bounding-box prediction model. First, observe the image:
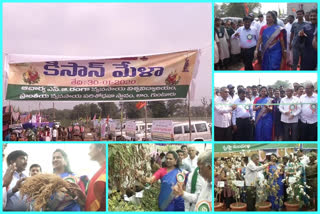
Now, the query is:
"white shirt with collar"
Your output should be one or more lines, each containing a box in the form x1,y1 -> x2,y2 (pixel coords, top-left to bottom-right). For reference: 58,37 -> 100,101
232,26 -> 257,48
232,97 -> 253,125
185,156 -> 198,172
214,96 -> 233,128
194,181 -> 212,211
183,169 -> 205,211
245,160 -> 265,187
300,155 -> 310,168
279,96 -> 301,123
5,171 -> 28,211
300,93 -> 317,124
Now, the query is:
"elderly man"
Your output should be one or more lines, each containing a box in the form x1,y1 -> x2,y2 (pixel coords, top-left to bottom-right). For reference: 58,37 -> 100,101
300,83 -> 317,141
173,150 -> 212,211
279,88 -> 301,141
185,146 -> 198,172
214,87 -> 236,141
245,154 -> 269,211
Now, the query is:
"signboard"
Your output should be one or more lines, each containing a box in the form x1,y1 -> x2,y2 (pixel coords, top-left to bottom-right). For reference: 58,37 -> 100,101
151,120 -> 173,141
232,180 -> 244,187
217,181 -> 225,188
6,50 -> 199,101
125,121 -> 136,138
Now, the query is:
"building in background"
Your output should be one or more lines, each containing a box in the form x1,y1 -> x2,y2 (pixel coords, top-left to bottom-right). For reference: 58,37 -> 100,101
287,3 -> 317,16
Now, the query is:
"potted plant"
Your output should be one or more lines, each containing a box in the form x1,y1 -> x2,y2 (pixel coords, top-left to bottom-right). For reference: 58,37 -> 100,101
230,183 -> 247,211
214,187 -> 224,211
284,165 -> 311,211
255,176 -> 272,211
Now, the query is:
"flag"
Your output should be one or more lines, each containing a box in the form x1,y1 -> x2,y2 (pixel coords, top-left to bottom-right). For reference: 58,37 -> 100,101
244,3 -> 249,16
106,115 -> 109,123
93,114 -> 96,121
292,8 -> 296,13
98,114 -> 101,123
136,102 -> 147,110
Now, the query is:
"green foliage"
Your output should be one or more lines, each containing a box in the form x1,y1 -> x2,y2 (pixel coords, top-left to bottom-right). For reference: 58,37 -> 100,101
270,80 -> 291,90
108,183 -> 161,211
215,3 -> 261,18
123,102 -> 145,119
148,101 -> 168,118
98,102 -> 119,118
108,144 -> 152,194
108,191 -> 144,211
166,100 -> 186,117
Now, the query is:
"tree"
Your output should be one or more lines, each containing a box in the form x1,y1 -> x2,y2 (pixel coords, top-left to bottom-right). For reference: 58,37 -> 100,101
148,101 -> 168,118
270,80 -> 291,89
215,3 -> 261,18
98,102 -> 119,118
166,100 -> 185,117
123,102 -> 144,119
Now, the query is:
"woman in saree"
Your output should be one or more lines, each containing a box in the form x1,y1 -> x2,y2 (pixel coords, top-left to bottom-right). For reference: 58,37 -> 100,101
267,154 -> 284,211
253,87 -> 273,141
145,151 -> 184,211
255,11 -> 287,70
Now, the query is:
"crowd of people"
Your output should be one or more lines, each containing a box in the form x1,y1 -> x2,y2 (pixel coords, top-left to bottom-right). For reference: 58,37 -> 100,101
2,144 -> 106,211
137,145 -> 212,211
214,149 -> 317,211
214,9 -> 317,70
214,82 -> 317,141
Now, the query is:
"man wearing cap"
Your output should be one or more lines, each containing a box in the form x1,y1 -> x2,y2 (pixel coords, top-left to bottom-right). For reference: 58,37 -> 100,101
214,87 -> 236,141
232,16 -> 258,70
300,83 -> 317,141
279,88 -> 301,141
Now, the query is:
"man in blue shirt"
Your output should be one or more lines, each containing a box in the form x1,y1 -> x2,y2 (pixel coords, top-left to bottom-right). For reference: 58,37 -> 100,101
299,9 -> 317,70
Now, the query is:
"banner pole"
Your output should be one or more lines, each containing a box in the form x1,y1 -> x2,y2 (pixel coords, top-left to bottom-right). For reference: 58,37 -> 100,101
120,102 -> 123,137
188,91 -> 191,141
144,102 -> 147,141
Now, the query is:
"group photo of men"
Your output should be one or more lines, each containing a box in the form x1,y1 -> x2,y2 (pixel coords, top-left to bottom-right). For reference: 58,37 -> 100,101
214,73 -> 318,141
214,3 -> 317,70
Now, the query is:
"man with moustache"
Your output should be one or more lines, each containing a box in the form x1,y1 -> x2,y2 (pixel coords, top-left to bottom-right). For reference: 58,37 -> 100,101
300,83 -> 318,141
299,9 -> 317,70
4,150 -> 28,211
279,88 -> 301,141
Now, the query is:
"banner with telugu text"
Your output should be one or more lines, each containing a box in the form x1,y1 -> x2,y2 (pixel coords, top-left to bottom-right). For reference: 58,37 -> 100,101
6,50 -> 199,101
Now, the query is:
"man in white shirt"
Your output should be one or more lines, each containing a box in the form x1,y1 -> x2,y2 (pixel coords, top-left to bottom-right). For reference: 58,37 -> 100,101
232,16 -> 257,70
245,154 -> 269,211
181,167 -> 205,211
185,146 -> 198,172
232,88 -> 253,141
285,15 -> 294,67
172,150 -> 212,211
52,127 -> 58,141
300,83 -> 317,141
227,84 -> 238,101
4,150 -> 28,211
297,149 -> 310,168
214,87 -> 236,141
256,14 -> 266,36
279,88 -> 301,141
